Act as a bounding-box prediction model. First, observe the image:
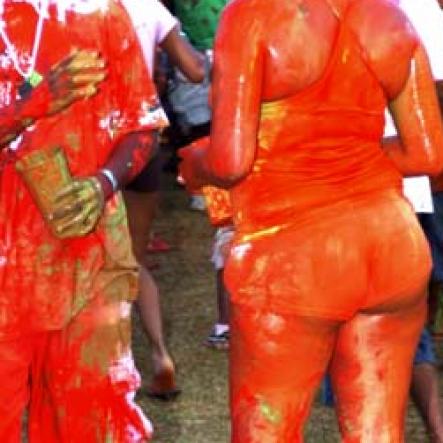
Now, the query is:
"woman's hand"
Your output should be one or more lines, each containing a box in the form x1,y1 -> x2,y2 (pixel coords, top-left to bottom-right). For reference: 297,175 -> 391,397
0,51 -> 107,148
49,176 -> 105,239
22,50 -> 108,121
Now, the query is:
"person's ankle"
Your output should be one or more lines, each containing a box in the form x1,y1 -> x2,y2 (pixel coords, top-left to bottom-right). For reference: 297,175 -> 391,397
152,349 -> 174,367
214,323 -> 229,336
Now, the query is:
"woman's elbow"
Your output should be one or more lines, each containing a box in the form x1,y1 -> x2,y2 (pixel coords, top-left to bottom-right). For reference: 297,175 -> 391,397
412,146 -> 443,176
209,165 -> 250,188
187,66 -> 205,83
425,155 -> 443,177
186,57 -> 205,83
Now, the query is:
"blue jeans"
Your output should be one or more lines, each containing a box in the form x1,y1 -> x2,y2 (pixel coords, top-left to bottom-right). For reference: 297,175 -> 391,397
321,328 -> 436,406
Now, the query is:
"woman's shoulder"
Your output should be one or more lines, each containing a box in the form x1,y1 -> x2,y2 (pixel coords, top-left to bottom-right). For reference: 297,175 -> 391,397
348,0 -> 419,53
348,0 -> 419,97
220,0 -> 275,23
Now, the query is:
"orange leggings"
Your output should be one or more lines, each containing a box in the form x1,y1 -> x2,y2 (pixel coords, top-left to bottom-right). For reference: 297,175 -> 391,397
229,299 -> 426,442
0,293 -> 151,443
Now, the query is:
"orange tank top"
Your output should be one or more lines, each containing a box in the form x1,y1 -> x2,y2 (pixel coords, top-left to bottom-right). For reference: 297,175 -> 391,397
231,5 -> 402,234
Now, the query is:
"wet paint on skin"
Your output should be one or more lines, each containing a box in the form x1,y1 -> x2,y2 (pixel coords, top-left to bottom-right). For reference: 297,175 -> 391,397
180,0 -> 443,440
0,0 -> 165,440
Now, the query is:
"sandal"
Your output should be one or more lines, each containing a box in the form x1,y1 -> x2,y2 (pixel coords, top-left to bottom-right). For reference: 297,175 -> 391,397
146,234 -> 172,253
204,329 -> 230,350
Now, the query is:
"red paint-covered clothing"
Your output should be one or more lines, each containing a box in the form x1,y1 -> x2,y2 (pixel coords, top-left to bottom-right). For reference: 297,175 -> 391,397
0,0 -> 167,337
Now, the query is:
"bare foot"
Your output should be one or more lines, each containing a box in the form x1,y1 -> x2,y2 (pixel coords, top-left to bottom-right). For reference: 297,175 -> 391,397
147,354 -> 181,401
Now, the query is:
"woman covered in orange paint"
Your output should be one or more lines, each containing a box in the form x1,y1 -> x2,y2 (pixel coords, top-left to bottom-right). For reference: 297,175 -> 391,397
179,0 -> 443,440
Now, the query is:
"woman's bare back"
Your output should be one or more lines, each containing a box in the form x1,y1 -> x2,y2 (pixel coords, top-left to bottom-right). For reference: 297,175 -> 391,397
233,0 -> 419,102
181,0 -> 442,189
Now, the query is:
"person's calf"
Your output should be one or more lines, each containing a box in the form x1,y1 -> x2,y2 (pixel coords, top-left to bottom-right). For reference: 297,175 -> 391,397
411,362 -> 443,442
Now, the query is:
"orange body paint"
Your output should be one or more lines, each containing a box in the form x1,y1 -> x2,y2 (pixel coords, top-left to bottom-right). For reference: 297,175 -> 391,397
0,0 -> 165,440
179,0 -> 443,440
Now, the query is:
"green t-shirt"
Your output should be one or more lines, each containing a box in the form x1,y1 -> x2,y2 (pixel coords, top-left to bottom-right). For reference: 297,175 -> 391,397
174,0 -> 228,50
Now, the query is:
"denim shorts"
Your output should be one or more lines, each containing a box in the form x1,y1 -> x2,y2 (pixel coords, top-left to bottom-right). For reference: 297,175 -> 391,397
418,192 -> 443,283
321,328 -> 436,406
414,327 -> 436,365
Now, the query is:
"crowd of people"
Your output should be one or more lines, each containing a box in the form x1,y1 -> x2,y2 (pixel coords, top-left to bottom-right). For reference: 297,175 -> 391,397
0,0 -> 443,441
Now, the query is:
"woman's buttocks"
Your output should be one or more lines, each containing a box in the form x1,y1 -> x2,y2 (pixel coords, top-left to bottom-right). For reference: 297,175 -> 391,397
225,189 -> 431,320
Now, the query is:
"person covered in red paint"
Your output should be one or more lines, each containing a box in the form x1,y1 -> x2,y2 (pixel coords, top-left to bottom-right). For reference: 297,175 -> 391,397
0,0 -> 167,440
180,0 -> 443,440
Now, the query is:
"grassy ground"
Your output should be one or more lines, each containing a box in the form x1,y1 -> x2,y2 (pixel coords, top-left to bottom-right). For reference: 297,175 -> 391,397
133,178 -> 433,443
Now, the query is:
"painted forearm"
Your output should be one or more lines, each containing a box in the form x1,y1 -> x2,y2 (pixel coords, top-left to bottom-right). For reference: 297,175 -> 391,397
0,90 -> 48,147
207,3 -> 263,186
180,136 -> 236,191
0,79 -> 77,148
96,130 -> 157,199
381,136 -> 438,176
385,48 -> 443,176
0,111 -> 34,148
192,150 -> 228,189
0,50 -> 107,149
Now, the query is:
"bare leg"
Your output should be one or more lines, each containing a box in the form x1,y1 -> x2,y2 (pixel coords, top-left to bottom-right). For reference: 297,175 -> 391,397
230,303 -> 339,442
123,189 -> 178,398
136,267 -> 173,375
429,281 -> 443,335
216,269 -> 230,325
411,362 -> 443,443
330,295 -> 427,442
206,226 -> 234,349
205,269 -> 231,350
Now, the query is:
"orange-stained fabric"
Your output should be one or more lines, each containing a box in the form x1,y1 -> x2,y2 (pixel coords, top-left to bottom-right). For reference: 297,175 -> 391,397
0,0 -> 167,338
229,298 -> 426,442
229,9 -> 401,235
224,5 -> 431,318
0,293 -> 152,443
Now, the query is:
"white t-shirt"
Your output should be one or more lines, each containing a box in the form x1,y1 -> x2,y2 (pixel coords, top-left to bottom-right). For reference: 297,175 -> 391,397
385,0 -> 443,212
122,0 -> 178,75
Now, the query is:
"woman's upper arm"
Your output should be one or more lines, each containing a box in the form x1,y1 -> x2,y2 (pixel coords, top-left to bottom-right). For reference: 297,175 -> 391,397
160,27 -> 205,82
207,1 -> 265,184
388,44 -> 443,175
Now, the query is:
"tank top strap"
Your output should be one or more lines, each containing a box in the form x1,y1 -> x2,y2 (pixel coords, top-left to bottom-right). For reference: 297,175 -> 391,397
324,0 -> 381,90
261,0 -> 371,113
323,0 -> 358,19
278,2 -> 354,102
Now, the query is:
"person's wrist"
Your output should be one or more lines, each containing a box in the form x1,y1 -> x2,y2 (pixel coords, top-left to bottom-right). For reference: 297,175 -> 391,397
17,99 -> 38,128
19,81 -> 52,122
95,172 -> 114,200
